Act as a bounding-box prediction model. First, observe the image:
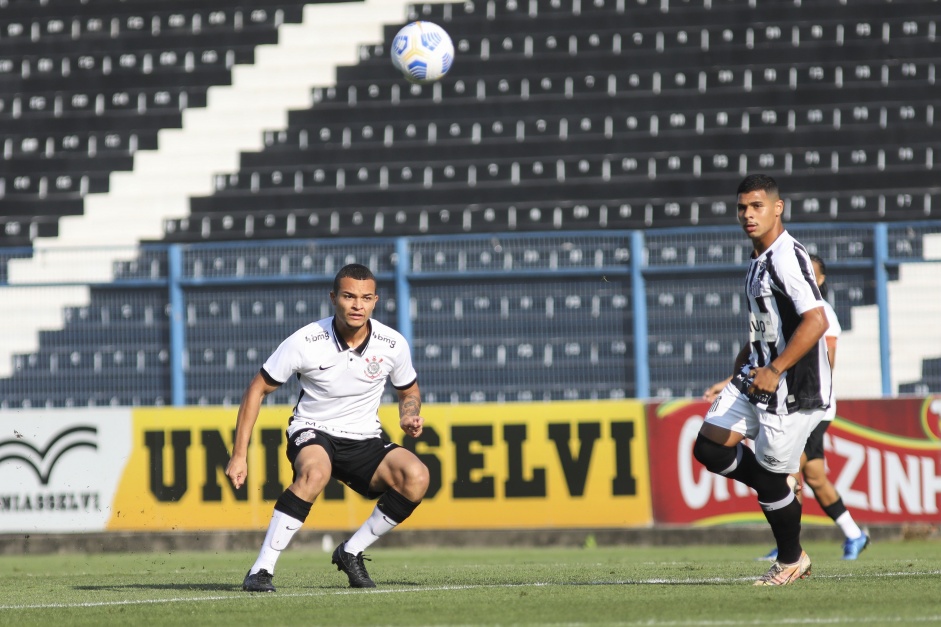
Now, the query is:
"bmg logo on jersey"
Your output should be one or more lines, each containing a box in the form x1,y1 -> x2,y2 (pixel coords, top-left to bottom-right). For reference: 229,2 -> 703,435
305,330 -> 330,343
371,331 -> 396,348
364,355 -> 384,379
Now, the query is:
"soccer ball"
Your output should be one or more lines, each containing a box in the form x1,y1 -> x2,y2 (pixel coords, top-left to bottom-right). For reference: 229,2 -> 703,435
390,21 -> 454,84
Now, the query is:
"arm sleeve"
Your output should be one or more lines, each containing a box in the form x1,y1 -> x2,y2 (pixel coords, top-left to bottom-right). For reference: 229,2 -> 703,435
785,248 -> 825,316
390,340 -> 418,389
262,333 -> 304,384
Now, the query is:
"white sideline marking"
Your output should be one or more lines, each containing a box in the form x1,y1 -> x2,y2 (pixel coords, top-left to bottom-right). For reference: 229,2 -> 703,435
2,570 -> 940,612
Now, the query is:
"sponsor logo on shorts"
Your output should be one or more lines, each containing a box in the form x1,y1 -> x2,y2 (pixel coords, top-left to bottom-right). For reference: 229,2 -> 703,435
294,431 -> 317,446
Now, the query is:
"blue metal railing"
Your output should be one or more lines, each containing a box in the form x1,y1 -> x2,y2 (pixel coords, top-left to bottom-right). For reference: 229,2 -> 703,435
2,220 -> 940,406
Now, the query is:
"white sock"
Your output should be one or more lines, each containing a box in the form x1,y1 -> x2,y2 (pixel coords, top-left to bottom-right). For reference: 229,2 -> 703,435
835,511 -> 863,540
250,509 -> 305,575
344,505 -> 398,555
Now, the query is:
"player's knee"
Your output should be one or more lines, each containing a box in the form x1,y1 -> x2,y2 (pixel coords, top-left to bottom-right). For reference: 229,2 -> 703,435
693,434 -> 738,475
802,459 -> 825,480
388,452 -> 430,499
414,462 -> 430,495
751,470 -> 794,503
400,459 -> 430,499
804,472 -> 828,492
293,465 -> 329,494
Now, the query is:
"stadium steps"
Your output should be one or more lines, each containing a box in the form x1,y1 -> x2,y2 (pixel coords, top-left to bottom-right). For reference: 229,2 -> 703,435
0,0 -> 423,378
836,233 -> 941,398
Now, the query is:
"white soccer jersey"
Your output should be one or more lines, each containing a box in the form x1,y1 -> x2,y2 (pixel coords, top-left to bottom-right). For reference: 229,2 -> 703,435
821,299 -> 842,421
741,230 -> 832,415
262,317 -> 417,440
822,300 -> 842,340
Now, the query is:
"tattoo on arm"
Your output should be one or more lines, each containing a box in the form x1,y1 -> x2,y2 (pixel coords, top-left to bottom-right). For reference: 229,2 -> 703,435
400,391 -> 421,417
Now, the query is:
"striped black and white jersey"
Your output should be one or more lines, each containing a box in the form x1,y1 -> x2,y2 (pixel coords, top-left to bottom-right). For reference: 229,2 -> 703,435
740,230 -> 832,415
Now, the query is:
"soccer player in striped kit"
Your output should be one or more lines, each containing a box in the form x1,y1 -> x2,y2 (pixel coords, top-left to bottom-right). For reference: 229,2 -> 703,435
693,174 -> 831,586
226,263 -> 428,592
704,253 -> 870,562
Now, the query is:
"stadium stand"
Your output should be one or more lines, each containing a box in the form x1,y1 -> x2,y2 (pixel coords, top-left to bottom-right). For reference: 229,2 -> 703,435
0,0 -> 314,245
164,0 -> 941,242
0,0 -> 408,385
0,0 -> 939,406
900,357 -> 941,395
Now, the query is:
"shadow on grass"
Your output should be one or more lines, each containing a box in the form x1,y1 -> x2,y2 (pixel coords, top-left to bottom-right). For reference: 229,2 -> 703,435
373,580 -> 422,587
74,583 -> 238,592
74,580 -> 425,593
75,578 -> 736,594
301,579 -> 424,590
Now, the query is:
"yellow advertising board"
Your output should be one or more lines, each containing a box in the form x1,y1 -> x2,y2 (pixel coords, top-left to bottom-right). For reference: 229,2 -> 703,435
107,400 -> 652,531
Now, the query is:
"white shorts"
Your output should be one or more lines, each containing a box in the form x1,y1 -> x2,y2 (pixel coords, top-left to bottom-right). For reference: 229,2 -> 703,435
705,381 -> 826,474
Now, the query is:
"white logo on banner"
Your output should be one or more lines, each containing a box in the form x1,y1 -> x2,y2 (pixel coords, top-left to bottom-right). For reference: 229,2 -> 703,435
0,409 -> 132,532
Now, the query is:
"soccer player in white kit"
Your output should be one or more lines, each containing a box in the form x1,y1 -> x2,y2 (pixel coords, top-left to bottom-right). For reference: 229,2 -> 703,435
226,264 -> 429,592
693,174 -> 831,586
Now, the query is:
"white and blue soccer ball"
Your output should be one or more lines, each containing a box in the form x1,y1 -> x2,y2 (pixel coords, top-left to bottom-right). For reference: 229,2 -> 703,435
391,21 -> 454,84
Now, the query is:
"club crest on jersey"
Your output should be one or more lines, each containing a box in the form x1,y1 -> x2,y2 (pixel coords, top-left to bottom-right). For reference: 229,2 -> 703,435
749,261 -> 768,298
364,355 -> 384,379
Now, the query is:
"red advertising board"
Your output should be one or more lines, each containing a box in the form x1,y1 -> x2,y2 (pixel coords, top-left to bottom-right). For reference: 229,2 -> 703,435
647,396 -> 941,525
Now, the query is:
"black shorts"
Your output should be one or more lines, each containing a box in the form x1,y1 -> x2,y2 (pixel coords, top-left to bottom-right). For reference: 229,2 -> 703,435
803,420 -> 830,461
286,428 -> 399,499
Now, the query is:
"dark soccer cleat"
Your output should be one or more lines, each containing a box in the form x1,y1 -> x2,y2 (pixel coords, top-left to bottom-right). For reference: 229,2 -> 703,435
331,542 -> 376,588
242,568 -> 275,592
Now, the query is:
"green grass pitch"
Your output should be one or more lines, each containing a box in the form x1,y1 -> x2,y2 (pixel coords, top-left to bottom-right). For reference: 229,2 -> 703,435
1,540 -> 939,626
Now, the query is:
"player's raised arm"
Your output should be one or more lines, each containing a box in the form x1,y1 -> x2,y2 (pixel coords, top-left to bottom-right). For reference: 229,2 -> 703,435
397,381 -> 423,438
225,370 -> 281,489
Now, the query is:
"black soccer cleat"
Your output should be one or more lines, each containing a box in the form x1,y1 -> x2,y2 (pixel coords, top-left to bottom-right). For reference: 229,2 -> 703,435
242,568 -> 275,592
331,542 -> 376,588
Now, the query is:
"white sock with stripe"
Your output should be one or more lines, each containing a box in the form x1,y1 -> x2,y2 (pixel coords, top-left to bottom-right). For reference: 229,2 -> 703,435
344,505 -> 398,555
250,509 -> 304,575
835,511 -> 863,540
